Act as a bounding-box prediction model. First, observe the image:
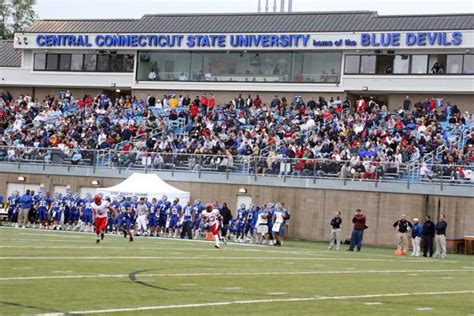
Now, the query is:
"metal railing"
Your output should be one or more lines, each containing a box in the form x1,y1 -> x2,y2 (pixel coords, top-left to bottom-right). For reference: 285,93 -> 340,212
0,145 -> 472,186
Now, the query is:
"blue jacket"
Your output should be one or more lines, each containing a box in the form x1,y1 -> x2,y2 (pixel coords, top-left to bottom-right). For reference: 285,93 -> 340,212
412,223 -> 423,238
20,194 -> 33,209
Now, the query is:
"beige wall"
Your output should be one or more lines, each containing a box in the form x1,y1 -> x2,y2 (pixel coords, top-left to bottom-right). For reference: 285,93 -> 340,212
1,172 -> 472,246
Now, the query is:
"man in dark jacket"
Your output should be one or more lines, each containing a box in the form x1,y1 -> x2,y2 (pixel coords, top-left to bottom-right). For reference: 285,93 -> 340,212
411,218 -> 423,257
434,214 -> 448,259
219,202 -> 232,240
393,214 -> 413,255
328,211 -> 342,250
422,215 -> 435,257
349,209 -> 366,252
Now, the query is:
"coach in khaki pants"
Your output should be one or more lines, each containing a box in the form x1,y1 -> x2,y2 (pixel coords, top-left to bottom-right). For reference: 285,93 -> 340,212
17,190 -> 33,228
328,211 -> 342,250
434,214 -> 448,259
393,214 -> 413,254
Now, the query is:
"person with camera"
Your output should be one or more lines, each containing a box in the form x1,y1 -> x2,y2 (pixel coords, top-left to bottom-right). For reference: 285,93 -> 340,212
328,211 -> 342,250
348,209 -> 367,252
393,214 -> 413,255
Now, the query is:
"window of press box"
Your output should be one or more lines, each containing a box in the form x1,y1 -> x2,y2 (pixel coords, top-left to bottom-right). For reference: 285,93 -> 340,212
375,55 -> 395,74
137,52 -> 191,81
293,52 -> 341,82
360,55 -> 376,74
97,54 -> 110,72
463,54 -> 474,74
410,55 -> 428,74
393,55 -> 410,74
428,54 -> 447,74
33,53 -> 46,70
83,54 -> 97,71
71,54 -> 83,71
446,55 -> 463,74
59,54 -> 71,71
344,55 -> 360,74
46,54 -> 59,71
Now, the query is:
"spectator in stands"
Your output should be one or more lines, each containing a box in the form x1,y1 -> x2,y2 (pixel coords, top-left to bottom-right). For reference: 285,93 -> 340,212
148,69 -> 158,80
403,96 -> 412,111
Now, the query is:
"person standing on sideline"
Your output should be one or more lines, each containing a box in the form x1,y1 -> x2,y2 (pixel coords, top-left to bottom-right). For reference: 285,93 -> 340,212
434,214 -> 448,259
393,214 -> 413,255
411,218 -> 423,256
422,215 -> 435,257
328,211 -> 342,250
219,202 -> 232,242
348,209 -> 367,252
17,190 -> 33,228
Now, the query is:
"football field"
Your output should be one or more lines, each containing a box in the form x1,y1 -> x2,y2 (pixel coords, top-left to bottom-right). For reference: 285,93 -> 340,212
0,227 -> 473,315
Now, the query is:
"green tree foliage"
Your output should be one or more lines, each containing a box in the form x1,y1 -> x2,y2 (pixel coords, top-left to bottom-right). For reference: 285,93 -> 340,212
0,0 -> 37,40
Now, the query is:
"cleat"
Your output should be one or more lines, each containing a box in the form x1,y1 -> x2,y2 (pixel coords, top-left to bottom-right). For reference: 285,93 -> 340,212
129,237 -> 134,242
123,230 -> 127,238
214,244 -> 220,249
96,239 -> 100,244
100,233 -> 104,241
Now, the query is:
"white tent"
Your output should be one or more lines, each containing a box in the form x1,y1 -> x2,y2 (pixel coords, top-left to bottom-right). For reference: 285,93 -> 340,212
96,173 -> 190,204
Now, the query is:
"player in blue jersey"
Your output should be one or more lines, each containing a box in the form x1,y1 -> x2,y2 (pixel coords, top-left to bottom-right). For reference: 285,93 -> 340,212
148,197 -> 159,236
38,192 -> 53,229
51,193 -> 64,230
192,199 -> 204,238
167,198 -> 182,238
245,204 -> 259,243
116,196 -> 134,242
157,195 -> 171,236
80,193 -> 94,232
7,191 -> 20,226
235,204 -> 248,243
180,200 -> 194,239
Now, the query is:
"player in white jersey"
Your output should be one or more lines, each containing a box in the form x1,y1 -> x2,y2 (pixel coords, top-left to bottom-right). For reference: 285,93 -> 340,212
202,203 -> 223,248
135,198 -> 149,236
91,195 -> 110,244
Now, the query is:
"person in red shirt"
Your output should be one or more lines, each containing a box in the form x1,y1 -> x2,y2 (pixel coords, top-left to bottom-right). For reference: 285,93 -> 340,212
356,96 -> 366,113
208,93 -> 216,111
254,95 -> 262,108
200,94 -> 208,114
190,103 -> 199,120
349,209 -> 367,252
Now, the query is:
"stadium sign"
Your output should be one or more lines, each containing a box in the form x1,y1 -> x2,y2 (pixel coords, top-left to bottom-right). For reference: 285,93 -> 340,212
14,31 -> 470,50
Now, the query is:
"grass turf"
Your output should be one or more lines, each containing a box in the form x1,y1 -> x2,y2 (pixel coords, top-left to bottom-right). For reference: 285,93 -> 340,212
0,227 -> 473,315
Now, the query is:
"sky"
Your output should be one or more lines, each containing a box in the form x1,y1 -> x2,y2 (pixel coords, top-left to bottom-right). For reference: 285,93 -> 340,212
35,0 -> 473,19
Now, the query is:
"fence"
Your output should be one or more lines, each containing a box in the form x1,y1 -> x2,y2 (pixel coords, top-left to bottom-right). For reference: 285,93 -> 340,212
0,145 -> 472,187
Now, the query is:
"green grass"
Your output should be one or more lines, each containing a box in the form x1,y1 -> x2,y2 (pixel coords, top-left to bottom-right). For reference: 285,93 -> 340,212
0,227 -> 473,316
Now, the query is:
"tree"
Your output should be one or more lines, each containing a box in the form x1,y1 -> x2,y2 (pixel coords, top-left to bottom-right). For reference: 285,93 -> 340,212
0,0 -> 37,40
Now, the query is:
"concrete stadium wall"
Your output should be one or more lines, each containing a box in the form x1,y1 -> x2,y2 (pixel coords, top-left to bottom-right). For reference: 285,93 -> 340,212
1,172 -> 472,247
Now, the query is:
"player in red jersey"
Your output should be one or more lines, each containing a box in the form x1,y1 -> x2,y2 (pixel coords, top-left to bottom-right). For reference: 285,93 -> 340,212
202,203 -> 225,248
92,194 -> 110,244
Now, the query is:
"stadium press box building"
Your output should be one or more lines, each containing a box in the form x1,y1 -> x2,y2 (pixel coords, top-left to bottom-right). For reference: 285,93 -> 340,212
1,11 -> 473,109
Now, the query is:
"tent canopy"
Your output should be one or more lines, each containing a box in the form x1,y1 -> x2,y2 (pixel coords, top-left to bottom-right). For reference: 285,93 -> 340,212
96,173 -> 190,204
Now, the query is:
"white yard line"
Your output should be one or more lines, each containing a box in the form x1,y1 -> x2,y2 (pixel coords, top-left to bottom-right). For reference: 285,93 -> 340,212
0,256 -> 453,262
36,290 -> 474,315
1,269 -> 470,281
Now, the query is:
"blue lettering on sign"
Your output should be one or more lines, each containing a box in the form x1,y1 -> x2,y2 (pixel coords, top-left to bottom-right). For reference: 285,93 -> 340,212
32,31 -> 463,48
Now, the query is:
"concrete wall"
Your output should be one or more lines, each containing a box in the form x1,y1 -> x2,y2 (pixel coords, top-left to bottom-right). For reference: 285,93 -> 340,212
1,171 -> 472,246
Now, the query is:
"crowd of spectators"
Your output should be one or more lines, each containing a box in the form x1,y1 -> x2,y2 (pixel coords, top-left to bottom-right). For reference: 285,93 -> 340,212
0,89 -> 472,181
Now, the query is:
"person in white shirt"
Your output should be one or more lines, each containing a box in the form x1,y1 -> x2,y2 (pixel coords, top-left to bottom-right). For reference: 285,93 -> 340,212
148,69 -> 157,80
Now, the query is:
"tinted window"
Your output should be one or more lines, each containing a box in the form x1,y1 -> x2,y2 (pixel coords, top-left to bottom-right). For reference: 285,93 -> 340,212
463,54 -> 474,74
97,54 -> 110,72
446,55 -> 463,74
360,55 -> 376,74
393,55 -> 409,74
411,55 -> 428,74
34,53 -> 46,70
83,54 -> 97,71
71,54 -> 83,71
46,54 -> 59,71
59,54 -> 71,71
344,55 -> 360,74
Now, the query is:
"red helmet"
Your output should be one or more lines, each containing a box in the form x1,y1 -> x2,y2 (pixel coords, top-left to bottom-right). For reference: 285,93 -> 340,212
206,203 -> 213,211
94,195 -> 102,205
